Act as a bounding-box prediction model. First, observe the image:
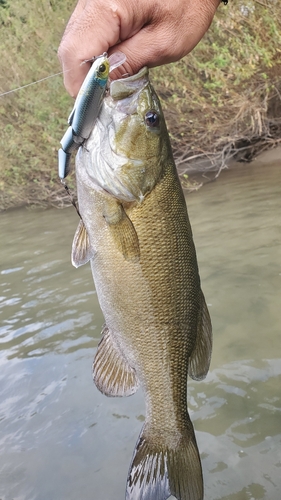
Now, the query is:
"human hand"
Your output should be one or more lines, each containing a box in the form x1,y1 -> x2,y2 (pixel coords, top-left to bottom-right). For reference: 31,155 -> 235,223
58,0 -> 221,97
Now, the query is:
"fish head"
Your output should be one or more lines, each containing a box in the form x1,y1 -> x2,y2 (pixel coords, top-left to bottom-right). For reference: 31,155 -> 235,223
78,67 -> 170,203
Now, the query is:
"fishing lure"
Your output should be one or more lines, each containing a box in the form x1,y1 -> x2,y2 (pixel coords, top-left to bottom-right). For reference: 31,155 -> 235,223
58,51 -> 126,180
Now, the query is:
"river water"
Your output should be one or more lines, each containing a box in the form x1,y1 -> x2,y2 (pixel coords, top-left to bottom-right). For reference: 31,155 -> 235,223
0,152 -> 280,500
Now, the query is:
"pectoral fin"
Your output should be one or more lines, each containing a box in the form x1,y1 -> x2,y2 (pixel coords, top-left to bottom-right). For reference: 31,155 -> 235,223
189,290 -> 212,381
71,219 -> 95,268
103,199 -> 140,262
93,325 -> 139,397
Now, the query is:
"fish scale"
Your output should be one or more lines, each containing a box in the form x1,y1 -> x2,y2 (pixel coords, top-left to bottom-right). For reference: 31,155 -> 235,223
72,67 -> 212,500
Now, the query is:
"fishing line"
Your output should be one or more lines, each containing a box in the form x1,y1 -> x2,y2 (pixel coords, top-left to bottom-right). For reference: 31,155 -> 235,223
0,52 -> 125,98
0,70 -> 69,98
0,58 -> 91,98
61,180 -> 81,219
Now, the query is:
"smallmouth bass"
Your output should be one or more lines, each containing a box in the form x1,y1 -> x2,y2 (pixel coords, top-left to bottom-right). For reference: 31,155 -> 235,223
72,67 -> 212,500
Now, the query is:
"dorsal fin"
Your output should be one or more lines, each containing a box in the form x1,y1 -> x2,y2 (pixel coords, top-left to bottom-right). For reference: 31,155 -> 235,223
189,290 -> 212,381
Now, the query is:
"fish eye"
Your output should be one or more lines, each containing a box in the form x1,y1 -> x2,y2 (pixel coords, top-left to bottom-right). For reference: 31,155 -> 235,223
99,63 -> 106,73
145,111 -> 160,128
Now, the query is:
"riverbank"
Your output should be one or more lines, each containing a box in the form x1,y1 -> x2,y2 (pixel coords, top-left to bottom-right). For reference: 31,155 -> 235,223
0,0 -> 280,211
1,144 -> 280,212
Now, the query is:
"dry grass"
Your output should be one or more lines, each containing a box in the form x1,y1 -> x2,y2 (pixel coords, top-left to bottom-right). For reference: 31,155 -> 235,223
151,0 -> 281,187
0,0 -> 280,208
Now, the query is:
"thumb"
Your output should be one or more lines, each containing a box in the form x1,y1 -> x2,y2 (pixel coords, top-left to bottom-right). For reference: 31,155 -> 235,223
109,26 -> 171,80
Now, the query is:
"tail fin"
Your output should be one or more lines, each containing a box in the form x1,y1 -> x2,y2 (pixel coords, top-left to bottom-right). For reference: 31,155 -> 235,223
126,425 -> 203,500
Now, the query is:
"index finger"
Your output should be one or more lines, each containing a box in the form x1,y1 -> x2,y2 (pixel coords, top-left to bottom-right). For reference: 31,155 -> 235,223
58,2 -> 121,97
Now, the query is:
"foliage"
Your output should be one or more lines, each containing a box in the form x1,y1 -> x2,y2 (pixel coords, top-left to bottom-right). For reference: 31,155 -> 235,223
151,0 -> 281,176
0,0 -> 280,208
0,0 -> 9,9
0,0 -> 76,208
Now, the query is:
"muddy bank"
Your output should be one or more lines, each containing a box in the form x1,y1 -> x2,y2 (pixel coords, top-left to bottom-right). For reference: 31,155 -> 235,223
0,146 -> 280,212
178,145 -> 281,191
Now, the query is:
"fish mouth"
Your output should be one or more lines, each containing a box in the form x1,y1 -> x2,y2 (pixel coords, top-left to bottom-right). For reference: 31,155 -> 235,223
105,68 -> 150,163
110,67 -> 149,101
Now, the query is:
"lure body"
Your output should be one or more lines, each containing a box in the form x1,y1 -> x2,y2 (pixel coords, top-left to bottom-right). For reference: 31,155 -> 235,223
58,53 -> 110,180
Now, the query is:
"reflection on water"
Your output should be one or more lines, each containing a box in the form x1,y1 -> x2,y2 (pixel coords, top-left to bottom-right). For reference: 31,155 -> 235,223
0,156 -> 280,500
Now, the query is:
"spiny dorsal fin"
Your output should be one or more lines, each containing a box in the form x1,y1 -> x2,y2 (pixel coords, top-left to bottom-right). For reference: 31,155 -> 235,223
93,325 -> 139,397
71,219 -> 95,268
103,199 -> 140,262
189,290 -> 212,381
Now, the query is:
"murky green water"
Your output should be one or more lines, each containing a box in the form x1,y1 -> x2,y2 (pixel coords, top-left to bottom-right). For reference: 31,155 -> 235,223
0,156 -> 280,500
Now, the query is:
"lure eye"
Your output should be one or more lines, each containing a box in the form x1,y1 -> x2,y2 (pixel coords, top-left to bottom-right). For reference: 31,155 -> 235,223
145,111 -> 160,128
99,63 -> 106,74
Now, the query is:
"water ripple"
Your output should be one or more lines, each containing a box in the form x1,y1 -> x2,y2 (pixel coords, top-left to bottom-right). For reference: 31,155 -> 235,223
0,162 -> 280,499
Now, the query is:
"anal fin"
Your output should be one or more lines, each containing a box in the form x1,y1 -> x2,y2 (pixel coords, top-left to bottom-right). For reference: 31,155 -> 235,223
189,290 -> 212,381
93,325 -> 139,397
